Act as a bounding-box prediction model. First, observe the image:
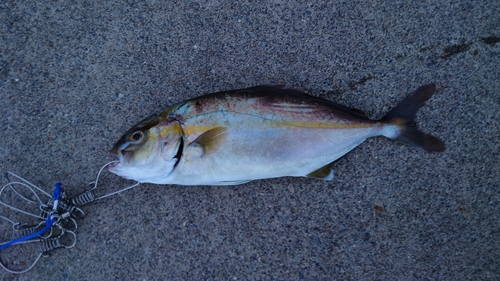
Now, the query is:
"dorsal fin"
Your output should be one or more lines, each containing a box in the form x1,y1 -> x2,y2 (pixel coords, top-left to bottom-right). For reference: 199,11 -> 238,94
245,85 -> 310,97
327,103 -> 369,119
244,85 -> 370,120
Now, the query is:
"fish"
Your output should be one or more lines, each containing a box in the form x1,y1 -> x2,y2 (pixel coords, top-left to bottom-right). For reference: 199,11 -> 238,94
108,84 -> 445,185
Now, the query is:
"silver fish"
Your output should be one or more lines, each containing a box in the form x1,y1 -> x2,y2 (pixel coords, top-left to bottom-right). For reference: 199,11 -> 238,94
109,84 -> 445,185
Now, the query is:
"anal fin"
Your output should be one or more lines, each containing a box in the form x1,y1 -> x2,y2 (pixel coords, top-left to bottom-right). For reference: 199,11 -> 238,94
306,158 -> 343,180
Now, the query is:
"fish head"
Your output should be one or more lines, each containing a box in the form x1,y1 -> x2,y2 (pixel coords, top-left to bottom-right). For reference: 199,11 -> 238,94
108,114 -> 184,183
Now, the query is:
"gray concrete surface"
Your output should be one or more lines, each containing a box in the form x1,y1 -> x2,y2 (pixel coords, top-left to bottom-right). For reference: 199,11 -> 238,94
1,0 -> 499,280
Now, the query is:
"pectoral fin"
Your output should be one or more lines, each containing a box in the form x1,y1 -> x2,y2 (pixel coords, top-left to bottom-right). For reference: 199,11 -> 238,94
189,126 -> 228,155
306,158 -> 343,180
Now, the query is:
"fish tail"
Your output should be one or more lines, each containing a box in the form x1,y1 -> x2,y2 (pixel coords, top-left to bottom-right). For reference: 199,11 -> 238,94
380,84 -> 446,152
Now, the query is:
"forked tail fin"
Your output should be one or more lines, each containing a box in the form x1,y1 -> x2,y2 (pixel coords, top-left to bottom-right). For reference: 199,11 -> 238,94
381,84 -> 446,152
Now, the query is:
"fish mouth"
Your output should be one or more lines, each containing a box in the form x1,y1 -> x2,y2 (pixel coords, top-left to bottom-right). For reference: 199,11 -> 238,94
108,149 -> 134,169
108,161 -> 119,170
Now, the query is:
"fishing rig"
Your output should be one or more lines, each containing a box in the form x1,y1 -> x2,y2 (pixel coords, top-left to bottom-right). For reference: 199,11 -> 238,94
0,163 -> 139,274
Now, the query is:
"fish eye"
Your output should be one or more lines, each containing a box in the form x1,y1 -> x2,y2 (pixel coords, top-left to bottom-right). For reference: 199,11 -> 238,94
130,131 -> 144,143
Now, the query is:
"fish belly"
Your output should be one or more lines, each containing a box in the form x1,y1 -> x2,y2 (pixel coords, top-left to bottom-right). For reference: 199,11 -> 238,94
169,124 -> 382,185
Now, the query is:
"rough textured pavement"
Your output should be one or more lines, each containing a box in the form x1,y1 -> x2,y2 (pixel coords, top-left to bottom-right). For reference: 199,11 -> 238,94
1,1 -> 499,280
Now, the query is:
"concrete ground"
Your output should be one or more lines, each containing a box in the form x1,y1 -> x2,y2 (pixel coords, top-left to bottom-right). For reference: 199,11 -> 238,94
1,0 -> 499,280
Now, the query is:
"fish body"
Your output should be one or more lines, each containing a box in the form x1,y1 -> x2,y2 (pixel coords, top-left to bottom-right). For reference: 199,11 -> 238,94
109,84 -> 445,185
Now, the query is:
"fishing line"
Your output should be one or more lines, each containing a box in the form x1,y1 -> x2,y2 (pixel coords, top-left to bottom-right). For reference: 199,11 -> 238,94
0,162 -> 140,274
91,161 -> 141,201
68,161 -> 140,206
